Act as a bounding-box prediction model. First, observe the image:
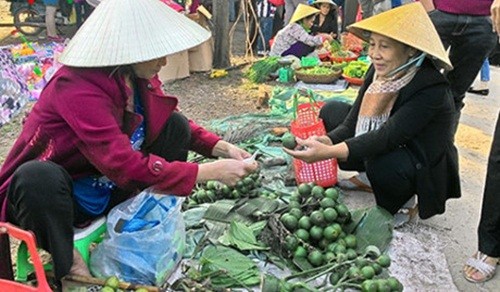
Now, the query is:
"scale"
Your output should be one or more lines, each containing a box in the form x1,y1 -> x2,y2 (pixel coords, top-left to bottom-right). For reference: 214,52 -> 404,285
278,58 -> 294,83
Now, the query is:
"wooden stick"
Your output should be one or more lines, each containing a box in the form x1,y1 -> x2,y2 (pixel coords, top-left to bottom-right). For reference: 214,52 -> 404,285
63,275 -> 163,292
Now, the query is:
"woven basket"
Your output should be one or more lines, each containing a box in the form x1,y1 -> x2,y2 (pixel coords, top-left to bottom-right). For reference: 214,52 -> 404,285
295,67 -> 342,84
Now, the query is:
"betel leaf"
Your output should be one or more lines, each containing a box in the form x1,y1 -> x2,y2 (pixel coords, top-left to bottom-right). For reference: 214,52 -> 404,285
219,221 -> 269,251
200,245 -> 260,288
346,206 -> 394,253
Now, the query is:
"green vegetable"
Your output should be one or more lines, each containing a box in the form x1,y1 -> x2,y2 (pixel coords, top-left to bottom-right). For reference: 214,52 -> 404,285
245,56 -> 281,83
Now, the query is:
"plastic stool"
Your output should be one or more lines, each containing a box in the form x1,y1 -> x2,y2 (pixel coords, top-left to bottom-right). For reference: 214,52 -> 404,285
15,216 -> 107,282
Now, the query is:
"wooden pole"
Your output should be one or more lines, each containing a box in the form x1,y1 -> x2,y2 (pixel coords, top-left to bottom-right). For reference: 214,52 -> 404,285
212,0 -> 231,68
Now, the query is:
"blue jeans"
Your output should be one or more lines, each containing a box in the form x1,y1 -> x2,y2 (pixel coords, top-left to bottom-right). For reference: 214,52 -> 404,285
257,17 -> 274,51
480,58 -> 490,82
429,10 -> 497,111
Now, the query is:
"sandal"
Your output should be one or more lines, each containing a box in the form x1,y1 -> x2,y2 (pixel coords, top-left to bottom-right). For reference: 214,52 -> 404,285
338,175 -> 373,193
463,251 -> 499,283
394,204 -> 419,228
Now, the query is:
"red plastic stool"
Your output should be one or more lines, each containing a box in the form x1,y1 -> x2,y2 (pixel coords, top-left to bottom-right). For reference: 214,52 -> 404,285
0,222 -> 52,292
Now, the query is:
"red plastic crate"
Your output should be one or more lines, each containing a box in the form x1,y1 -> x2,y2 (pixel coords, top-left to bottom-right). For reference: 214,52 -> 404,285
290,102 -> 338,187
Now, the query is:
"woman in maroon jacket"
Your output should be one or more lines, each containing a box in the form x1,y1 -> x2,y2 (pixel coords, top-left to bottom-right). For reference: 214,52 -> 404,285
0,0 -> 257,282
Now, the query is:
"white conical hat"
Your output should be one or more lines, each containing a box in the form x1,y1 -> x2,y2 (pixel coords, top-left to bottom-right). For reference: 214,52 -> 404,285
59,0 -> 211,67
347,2 -> 452,70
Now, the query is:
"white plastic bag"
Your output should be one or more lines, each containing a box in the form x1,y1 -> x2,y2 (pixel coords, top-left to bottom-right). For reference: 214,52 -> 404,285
90,189 -> 185,286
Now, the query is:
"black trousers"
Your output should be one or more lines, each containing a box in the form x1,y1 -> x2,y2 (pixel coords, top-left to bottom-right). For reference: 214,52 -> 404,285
478,111 -> 500,257
319,100 -> 416,215
6,112 -> 191,280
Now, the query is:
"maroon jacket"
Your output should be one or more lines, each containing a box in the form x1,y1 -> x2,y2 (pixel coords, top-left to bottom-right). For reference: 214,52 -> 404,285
0,66 -> 221,222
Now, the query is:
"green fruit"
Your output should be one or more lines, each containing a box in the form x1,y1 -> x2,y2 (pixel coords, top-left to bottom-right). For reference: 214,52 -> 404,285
327,243 -> 337,253
361,266 -> 375,279
289,208 -> 302,219
329,272 -> 341,285
387,277 -> 403,292
231,189 -> 240,199
323,225 -> 340,241
243,176 -> 254,187
221,185 -> 231,197
101,287 -> 115,292
206,190 -> 216,201
336,238 -> 347,247
310,210 -> 325,226
310,226 -> 323,241
331,223 -> 343,233
196,189 -> 207,202
324,188 -> 339,201
336,253 -> 348,263
308,250 -> 323,267
334,244 -> 347,255
298,216 -> 312,230
206,180 -> 217,190
361,280 -> 378,292
347,266 -> 362,279
318,238 -> 330,250
346,248 -> 357,260
320,197 -> 336,209
294,246 -> 307,258
282,133 -> 298,149
323,207 -> 338,223
285,235 -> 299,251
355,256 -> 369,268
324,251 -> 336,263
281,213 -> 298,231
289,200 -> 301,209
344,234 -> 357,248
377,279 -> 391,292
104,276 -> 120,289
371,263 -> 383,275
295,229 -> 310,241
377,254 -> 391,268
297,183 -> 312,197
335,203 -> 350,217
311,185 -> 325,199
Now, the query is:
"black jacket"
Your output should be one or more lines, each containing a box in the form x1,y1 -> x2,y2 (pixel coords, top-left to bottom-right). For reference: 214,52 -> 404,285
311,12 -> 338,36
328,60 -> 461,219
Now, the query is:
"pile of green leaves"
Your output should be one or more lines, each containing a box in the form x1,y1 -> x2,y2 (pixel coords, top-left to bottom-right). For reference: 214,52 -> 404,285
245,56 -> 281,83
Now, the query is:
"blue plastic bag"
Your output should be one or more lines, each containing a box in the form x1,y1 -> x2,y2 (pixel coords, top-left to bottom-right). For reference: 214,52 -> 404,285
90,189 -> 185,286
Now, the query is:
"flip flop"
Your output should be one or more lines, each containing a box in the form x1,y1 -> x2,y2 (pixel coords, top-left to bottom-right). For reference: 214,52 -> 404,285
394,204 -> 419,228
463,251 -> 499,283
338,175 -> 373,193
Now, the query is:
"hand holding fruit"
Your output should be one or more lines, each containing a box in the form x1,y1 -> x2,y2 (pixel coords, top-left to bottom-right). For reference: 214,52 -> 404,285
212,140 -> 251,160
198,159 -> 258,186
284,137 -> 349,162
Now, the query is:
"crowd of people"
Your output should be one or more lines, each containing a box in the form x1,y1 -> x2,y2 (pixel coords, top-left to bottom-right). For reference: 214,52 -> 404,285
0,0 -> 499,288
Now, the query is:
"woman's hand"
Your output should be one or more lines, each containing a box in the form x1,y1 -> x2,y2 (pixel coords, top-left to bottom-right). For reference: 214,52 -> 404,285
197,159 -> 258,186
283,137 -> 349,163
211,140 -> 251,160
318,33 -> 333,43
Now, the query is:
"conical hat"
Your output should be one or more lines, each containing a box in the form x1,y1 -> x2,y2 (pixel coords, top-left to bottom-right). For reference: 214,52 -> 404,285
59,0 -> 211,67
312,0 -> 338,7
290,4 -> 320,24
347,2 -> 452,70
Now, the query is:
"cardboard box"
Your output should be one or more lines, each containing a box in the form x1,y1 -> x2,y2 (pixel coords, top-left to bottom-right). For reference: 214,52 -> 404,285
188,38 -> 213,72
158,50 -> 190,82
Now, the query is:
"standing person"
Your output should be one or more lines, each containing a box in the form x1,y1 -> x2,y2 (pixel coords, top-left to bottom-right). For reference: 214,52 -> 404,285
284,0 -> 308,24
462,0 -> 500,283
310,0 -> 339,37
270,4 -> 333,58
284,3 -> 461,220
74,0 -> 93,28
43,0 -> 62,41
467,59 -> 490,96
257,0 -> 276,56
420,0 -> 498,134
0,0 -> 258,283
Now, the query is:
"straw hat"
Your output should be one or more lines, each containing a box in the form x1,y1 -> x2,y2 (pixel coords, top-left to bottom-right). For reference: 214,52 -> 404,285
311,0 -> 338,8
59,0 -> 211,67
347,2 -> 452,70
290,4 -> 320,24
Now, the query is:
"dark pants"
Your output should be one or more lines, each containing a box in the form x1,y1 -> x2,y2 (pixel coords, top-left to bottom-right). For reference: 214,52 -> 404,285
6,112 -> 191,280
478,111 -> 500,257
429,10 -> 498,134
319,100 -> 416,214
282,41 -> 315,58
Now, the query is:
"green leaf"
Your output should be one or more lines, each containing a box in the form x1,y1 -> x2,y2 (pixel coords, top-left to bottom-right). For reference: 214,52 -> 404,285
219,221 -> 269,251
349,206 -> 394,253
201,245 -> 260,288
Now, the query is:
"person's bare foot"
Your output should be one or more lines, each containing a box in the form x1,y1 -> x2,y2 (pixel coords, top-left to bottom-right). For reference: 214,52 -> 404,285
68,249 -> 91,277
463,251 -> 499,283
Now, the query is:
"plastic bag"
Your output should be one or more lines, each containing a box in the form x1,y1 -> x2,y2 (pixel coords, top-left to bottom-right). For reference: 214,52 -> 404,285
90,189 -> 185,286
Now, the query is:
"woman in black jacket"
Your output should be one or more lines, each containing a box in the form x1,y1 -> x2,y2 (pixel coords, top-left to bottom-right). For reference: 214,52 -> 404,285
285,3 -> 461,220
310,0 -> 339,38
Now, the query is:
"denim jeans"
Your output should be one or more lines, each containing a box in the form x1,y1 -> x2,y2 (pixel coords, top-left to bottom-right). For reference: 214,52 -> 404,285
429,10 -> 497,111
257,17 -> 274,51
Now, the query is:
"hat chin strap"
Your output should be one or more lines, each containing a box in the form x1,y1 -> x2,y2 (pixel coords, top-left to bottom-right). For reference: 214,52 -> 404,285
386,52 -> 426,77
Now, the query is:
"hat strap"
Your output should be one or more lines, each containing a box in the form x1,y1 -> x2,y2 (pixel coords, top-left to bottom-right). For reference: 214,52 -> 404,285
387,52 -> 426,77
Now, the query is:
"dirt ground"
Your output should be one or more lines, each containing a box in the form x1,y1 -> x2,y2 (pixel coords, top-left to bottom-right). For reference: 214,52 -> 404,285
1,1 -> 500,291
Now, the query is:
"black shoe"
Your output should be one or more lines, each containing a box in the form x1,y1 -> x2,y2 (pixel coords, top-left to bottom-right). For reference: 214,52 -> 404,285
467,87 -> 489,96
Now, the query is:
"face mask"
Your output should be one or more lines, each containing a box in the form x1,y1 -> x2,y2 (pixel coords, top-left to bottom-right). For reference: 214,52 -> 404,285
386,52 -> 426,77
